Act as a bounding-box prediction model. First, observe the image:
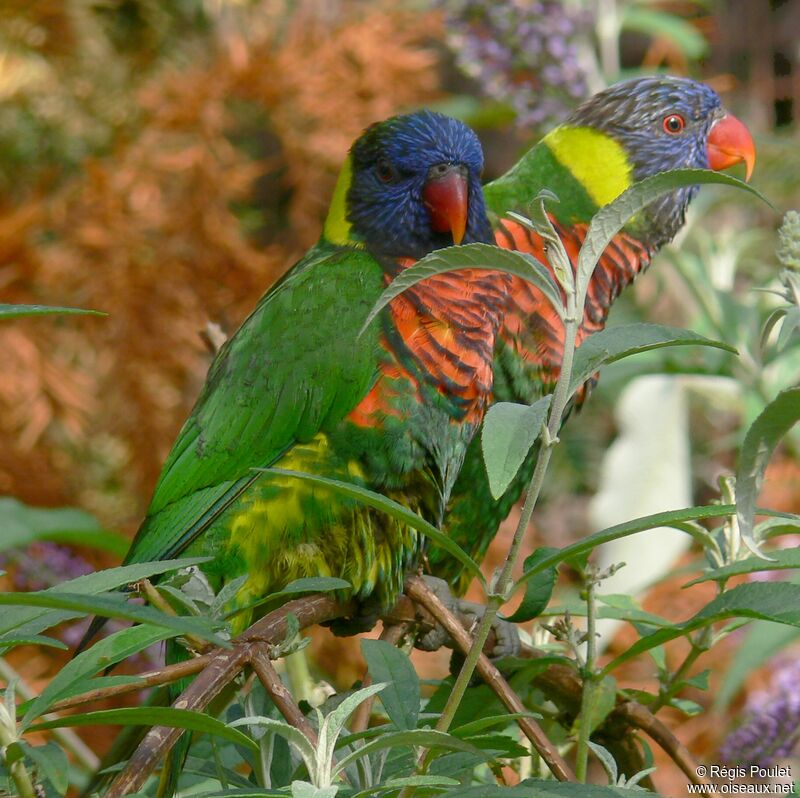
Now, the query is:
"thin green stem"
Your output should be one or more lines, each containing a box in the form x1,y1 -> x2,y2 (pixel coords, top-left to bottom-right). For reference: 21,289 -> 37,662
574,574 -> 598,782
650,626 -> 712,715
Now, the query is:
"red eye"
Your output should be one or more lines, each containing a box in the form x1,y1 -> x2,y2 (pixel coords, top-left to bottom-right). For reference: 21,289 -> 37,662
376,158 -> 394,183
663,114 -> 685,134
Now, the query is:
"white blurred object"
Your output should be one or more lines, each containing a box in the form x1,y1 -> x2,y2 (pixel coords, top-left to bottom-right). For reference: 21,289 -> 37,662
589,374 -> 692,649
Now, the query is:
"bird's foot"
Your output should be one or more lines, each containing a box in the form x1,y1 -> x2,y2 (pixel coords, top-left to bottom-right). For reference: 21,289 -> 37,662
414,576 -> 459,651
413,576 -> 520,660
455,599 -> 520,660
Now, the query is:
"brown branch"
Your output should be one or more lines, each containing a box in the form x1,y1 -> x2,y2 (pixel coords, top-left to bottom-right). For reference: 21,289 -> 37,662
404,575 -> 575,783
47,654 -> 218,715
105,595 -> 352,797
516,644 -> 708,786
612,701 -> 711,787
249,643 -> 318,745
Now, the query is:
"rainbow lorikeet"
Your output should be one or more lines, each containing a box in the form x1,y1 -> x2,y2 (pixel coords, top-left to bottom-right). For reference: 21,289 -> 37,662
80,110 -> 508,652
81,109 -> 509,798
428,76 -> 756,594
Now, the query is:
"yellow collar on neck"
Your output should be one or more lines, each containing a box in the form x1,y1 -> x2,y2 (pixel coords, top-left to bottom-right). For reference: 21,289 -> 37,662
544,125 -> 633,207
323,155 -> 364,248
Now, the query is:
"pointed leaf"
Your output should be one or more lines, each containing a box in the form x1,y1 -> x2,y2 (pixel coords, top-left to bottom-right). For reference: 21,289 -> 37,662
0,591 -> 228,647
0,557 -> 212,641
736,387 -> 800,554
21,624 -> 170,727
0,497 -> 127,556
587,741 -> 618,786
604,582 -> 800,673
451,712 -> 541,737
576,170 -> 770,302
0,303 -> 105,319
325,682 -> 387,741
229,716 -> 316,771
513,504 -> 742,590
580,676 -> 617,737
504,547 -> 559,622
260,469 -> 485,587
30,707 -> 258,750
333,728 -> 478,778
361,242 -> 560,333
19,742 -> 69,795
351,776 -> 459,798
291,784 -> 338,798
481,397 -> 552,499
361,639 -> 419,730
685,546 -> 800,586
569,323 -> 736,397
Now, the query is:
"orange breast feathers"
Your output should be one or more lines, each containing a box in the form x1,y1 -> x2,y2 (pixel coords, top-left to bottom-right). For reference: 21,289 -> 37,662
348,260 -> 510,429
495,216 -> 652,394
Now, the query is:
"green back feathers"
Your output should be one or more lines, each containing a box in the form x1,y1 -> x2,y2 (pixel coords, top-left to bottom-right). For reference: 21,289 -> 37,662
126,244 -> 384,565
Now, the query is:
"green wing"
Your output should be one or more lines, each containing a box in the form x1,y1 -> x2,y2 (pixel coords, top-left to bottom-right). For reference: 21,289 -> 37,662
126,242 -> 384,564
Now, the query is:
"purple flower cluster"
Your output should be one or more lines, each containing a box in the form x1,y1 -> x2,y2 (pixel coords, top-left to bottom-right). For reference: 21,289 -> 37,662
720,658 -> 800,767
0,541 -> 92,591
441,0 -> 591,129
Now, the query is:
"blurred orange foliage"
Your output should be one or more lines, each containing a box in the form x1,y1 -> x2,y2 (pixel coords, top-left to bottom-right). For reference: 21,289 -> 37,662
0,1 -> 442,532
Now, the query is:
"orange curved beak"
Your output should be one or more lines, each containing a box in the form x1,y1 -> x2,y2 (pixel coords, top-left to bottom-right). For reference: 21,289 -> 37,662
423,164 -> 468,244
707,112 -> 756,181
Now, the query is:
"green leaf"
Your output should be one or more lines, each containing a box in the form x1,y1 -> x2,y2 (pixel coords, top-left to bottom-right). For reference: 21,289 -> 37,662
190,790 -> 286,797
0,557 -> 212,642
0,591 -> 228,647
685,547 -> 800,586
587,741 -> 618,786
451,712 -> 541,738
481,397 -> 552,500
351,775 -> 459,798
604,582 -> 800,673
0,303 -> 105,319
361,242 -> 560,333
736,387 -> 800,554
30,707 -> 258,750
260,469 -> 485,587
580,676 -> 617,737
455,779 -> 643,797
513,504 -> 741,591
291,783 -> 338,798
21,624 -> 169,727
19,742 -> 69,795
0,497 -> 128,556
683,669 -> 711,691
670,698 -> 703,716
569,323 -> 736,397
333,729 -> 478,779
0,635 -> 67,650
361,639 -> 420,730
776,307 -> 800,350
576,170 -> 770,303
622,7 -> 708,58
504,547 -> 559,622
228,716 -> 316,773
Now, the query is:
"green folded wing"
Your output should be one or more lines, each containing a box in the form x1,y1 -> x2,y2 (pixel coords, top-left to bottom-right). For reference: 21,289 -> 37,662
126,242 -> 385,564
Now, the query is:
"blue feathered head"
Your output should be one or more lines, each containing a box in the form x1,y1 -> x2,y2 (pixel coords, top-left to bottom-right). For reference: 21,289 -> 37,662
346,110 -> 493,259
